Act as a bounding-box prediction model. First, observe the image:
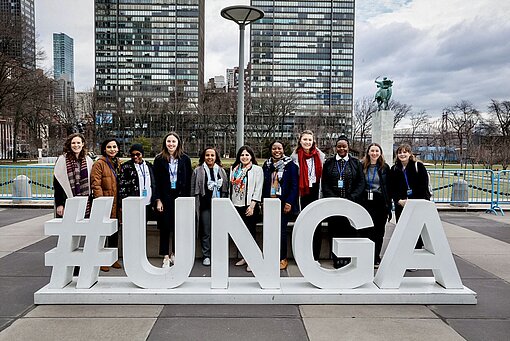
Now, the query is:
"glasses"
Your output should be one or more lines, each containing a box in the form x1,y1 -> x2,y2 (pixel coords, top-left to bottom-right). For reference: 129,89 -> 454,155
131,152 -> 142,157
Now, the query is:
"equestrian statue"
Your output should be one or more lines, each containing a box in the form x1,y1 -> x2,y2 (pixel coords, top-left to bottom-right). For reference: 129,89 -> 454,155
374,76 -> 393,111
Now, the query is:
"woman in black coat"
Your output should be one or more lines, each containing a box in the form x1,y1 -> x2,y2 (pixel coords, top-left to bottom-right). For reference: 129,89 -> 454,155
153,132 -> 192,268
262,140 -> 299,270
360,143 -> 392,267
322,136 -> 365,268
389,143 -> 431,249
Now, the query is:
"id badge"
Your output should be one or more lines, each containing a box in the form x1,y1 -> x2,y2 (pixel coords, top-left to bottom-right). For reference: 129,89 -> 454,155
171,181 -> 177,189
368,191 -> 373,201
406,188 -> 413,196
142,189 -> 147,197
270,187 -> 277,197
337,179 -> 344,188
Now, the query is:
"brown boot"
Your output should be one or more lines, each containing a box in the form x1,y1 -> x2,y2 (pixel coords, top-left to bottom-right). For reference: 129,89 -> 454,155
280,259 -> 288,270
112,261 -> 122,269
100,266 -> 110,272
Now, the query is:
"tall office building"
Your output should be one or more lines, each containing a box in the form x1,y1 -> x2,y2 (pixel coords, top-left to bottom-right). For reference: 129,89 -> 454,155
0,0 -> 36,70
53,32 -> 74,82
250,0 -> 354,141
94,0 -> 205,143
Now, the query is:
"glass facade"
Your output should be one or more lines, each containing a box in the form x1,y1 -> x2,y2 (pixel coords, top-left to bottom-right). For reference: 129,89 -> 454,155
0,0 -> 36,70
94,0 -> 204,143
53,33 -> 74,82
250,0 -> 354,140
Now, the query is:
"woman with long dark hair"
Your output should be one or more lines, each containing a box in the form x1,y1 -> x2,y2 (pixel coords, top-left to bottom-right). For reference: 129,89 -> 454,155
191,147 -> 228,266
229,145 -> 263,272
91,138 -> 121,272
153,132 -> 192,268
360,143 -> 392,267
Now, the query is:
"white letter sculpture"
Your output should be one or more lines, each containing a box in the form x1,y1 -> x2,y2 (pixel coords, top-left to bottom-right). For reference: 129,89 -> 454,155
211,198 -> 280,289
293,198 -> 374,289
374,199 -> 463,289
123,197 -> 195,288
44,197 -> 117,289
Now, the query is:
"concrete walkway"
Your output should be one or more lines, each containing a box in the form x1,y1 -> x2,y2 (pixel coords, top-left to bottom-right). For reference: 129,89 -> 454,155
0,209 -> 509,340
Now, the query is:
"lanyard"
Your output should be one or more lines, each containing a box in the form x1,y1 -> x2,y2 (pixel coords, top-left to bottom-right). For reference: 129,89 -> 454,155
336,159 -> 347,178
137,162 -> 146,189
403,167 -> 411,190
367,166 -> 378,189
169,159 -> 178,181
105,158 -> 117,181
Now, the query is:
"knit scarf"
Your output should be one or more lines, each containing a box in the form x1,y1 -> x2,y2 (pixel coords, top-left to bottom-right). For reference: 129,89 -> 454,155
66,156 -> 89,197
297,147 -> 322,196
203,163 -> 223,198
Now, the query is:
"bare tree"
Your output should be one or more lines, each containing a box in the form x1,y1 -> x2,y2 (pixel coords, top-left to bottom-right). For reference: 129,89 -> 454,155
388,100 -> 412,128
444,100 -> 481,168
351,97 -> 376,153
488,99 -> 510,137
408,110 -> 429,147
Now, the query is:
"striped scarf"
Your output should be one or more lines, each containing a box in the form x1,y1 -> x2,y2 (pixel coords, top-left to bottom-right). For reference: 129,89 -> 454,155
66,156 -> 90,197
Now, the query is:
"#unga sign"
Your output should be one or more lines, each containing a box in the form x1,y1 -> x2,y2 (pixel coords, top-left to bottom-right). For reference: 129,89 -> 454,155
34,197 -> 476,305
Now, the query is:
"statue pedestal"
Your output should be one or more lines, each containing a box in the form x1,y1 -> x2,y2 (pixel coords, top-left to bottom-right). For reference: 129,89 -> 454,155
372,110 -> 394,166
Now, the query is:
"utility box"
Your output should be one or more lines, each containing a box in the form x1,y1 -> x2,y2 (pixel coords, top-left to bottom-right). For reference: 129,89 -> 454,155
450,179 -> 469,207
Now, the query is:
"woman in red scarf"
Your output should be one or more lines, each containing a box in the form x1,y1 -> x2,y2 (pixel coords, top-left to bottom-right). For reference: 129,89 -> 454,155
291,130 -> 325,261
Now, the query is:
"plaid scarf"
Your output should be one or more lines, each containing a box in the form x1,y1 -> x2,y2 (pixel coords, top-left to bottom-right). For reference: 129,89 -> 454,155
66,156 -> 90,197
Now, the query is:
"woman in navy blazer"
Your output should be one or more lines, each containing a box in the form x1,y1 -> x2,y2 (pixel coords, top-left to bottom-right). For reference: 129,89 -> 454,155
262,140 -> 299,270
153,132 -> 192,268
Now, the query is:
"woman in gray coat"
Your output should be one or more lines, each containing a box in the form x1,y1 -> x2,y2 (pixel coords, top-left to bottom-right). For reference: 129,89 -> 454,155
191,147 -> 228,266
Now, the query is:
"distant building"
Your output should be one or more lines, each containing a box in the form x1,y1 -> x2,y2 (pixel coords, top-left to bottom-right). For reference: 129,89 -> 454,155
53,32 -> 74,82
94,0 -> 205,147
0,0 -> 36,70
250,0 -> 354,143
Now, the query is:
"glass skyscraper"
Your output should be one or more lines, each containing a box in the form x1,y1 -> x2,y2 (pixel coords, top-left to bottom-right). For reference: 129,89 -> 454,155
53,33 -> 74,82
94,0 -> 204,143
250,0 -> 354,141
0,0 -> 36,70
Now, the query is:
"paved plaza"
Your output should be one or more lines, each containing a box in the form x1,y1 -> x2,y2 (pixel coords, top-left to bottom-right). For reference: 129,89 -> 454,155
0,207 -> 509,340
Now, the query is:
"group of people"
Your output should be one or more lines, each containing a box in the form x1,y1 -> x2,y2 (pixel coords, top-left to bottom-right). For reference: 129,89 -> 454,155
53,130 -> 430,273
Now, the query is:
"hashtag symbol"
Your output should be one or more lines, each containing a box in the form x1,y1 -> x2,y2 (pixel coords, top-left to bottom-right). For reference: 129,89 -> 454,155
45,197 -> 117,289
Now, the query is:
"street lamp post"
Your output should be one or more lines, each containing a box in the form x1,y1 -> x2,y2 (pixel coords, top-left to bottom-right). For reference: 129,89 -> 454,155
221,5 -> 264,151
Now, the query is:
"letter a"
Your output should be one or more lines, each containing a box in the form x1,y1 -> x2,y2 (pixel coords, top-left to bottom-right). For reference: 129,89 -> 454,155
374,199 -> 463,289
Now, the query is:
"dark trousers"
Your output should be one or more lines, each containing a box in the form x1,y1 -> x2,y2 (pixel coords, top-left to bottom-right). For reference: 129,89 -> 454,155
235,205 -> 259,259
395,204 -> 424,249
300,182 -> 321,260
199,208 -> 212,258
280,211 -> 291,260
361,192 -> 387,263
158,196 -> 177,256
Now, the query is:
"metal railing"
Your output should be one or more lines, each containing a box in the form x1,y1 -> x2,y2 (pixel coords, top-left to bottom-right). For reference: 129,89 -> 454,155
0,165 -> 507,214
0,165 -> 54,200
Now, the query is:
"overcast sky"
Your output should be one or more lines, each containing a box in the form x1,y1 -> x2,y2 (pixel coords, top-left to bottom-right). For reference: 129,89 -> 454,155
36,0 -> 510,116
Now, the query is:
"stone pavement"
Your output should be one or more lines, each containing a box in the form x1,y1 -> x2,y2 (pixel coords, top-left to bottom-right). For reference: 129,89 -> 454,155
0,208 -> 509,341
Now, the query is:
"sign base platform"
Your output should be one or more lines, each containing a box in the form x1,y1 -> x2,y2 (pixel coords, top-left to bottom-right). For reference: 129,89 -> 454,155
35,277 -> 477,305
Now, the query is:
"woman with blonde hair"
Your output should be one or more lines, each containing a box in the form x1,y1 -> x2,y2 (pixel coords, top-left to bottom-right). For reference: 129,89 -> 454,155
291,130 -> 325,260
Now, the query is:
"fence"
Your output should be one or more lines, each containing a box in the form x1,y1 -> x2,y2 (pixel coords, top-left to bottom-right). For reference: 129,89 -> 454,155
0,165 -> 507,214
0,165 -> 54,200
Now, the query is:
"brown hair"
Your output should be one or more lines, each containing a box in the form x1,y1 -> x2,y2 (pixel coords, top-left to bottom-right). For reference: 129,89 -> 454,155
394,143 -> 416,167
63,133 -> 87,160
362,143 -> 385,172
159,131 -> 184,161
